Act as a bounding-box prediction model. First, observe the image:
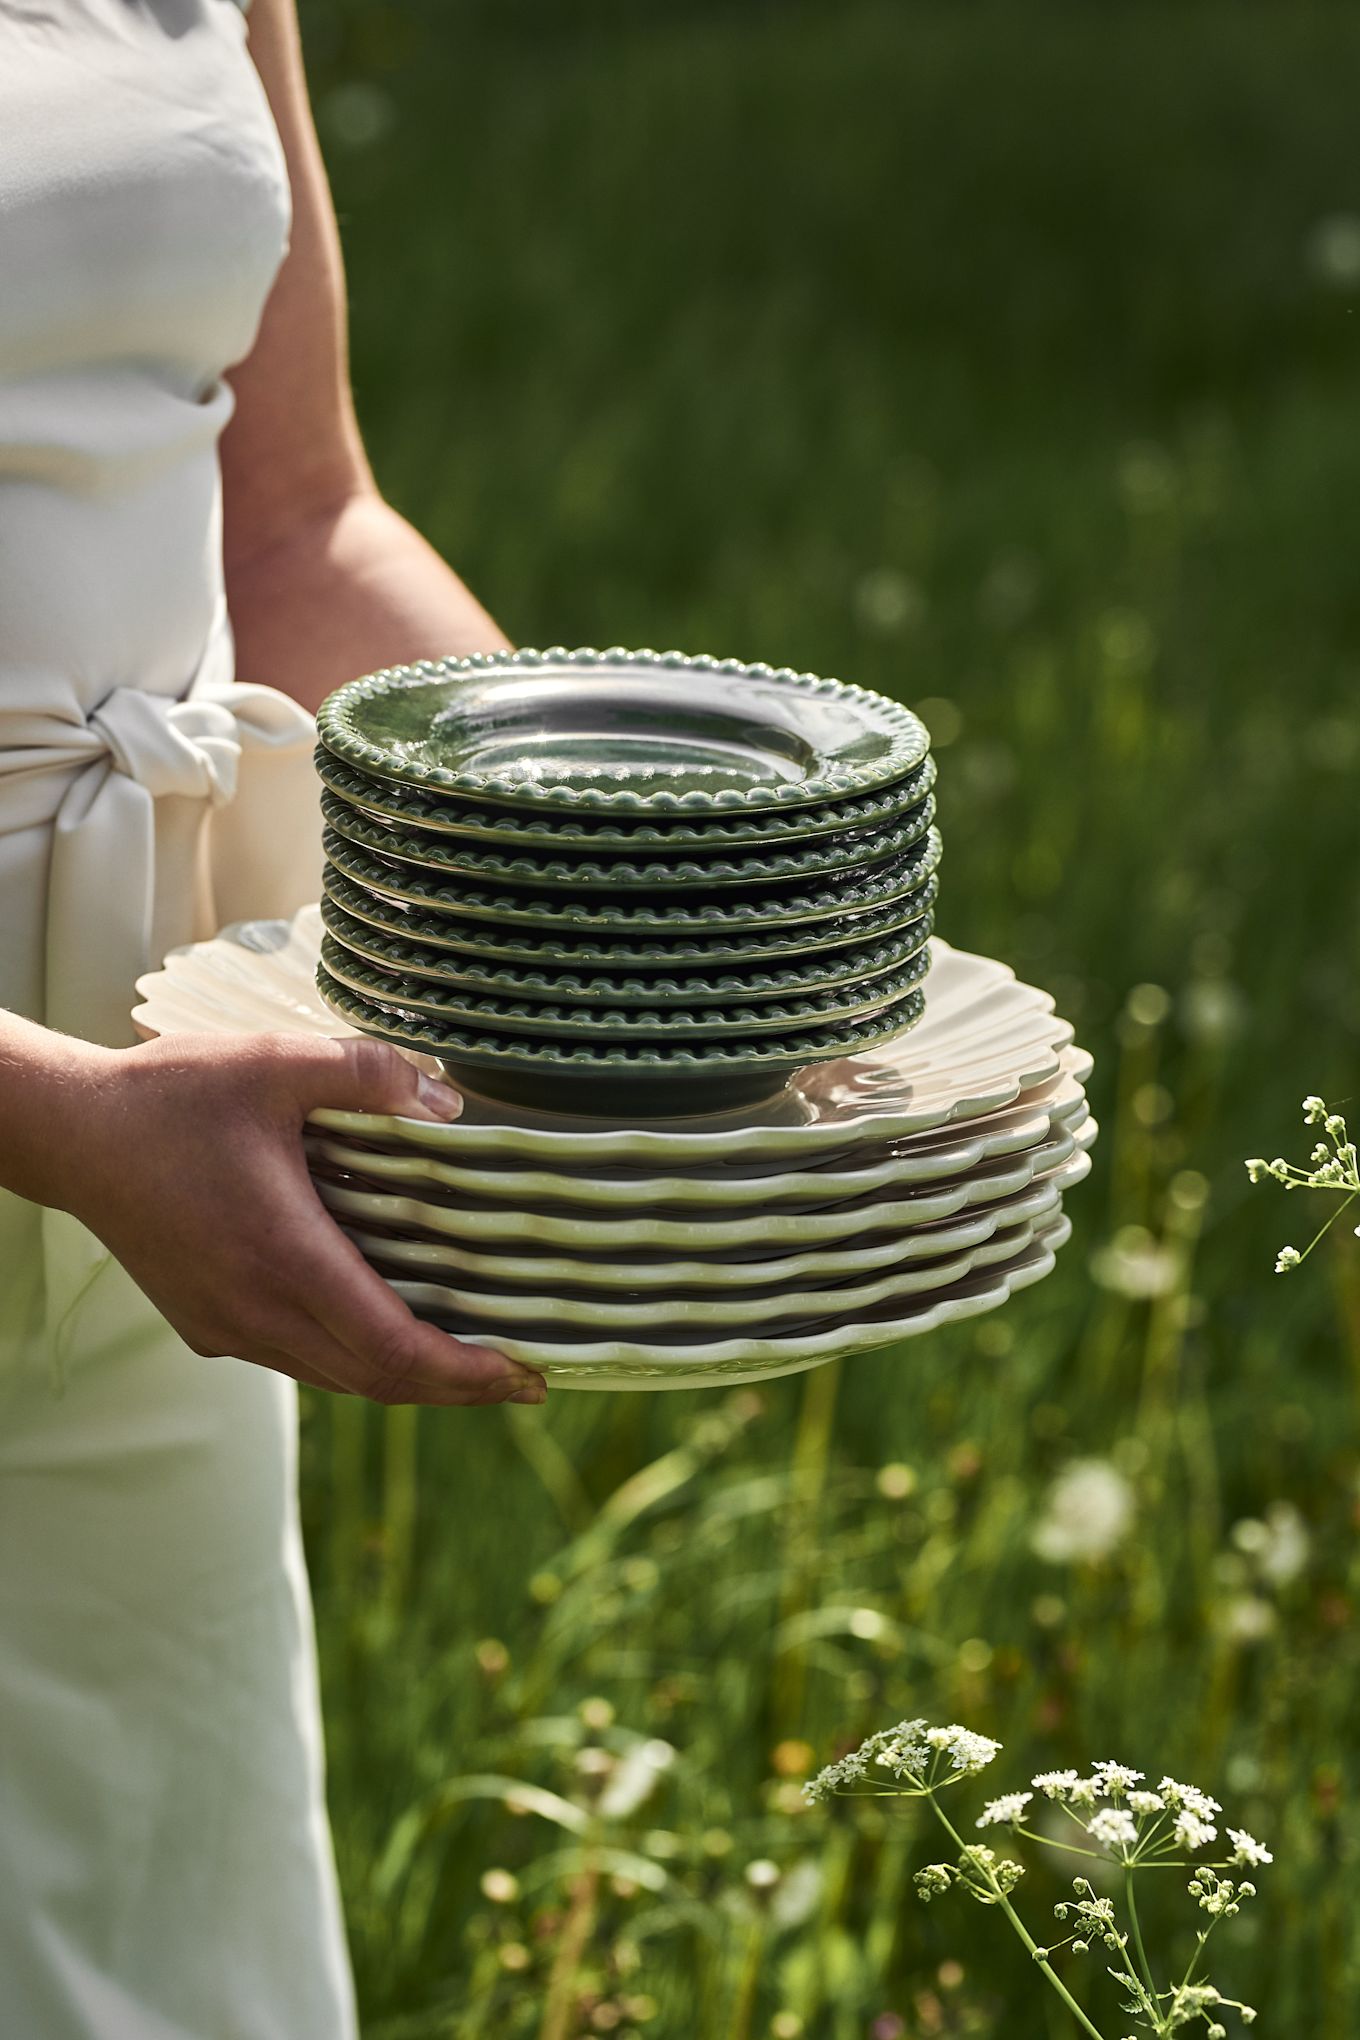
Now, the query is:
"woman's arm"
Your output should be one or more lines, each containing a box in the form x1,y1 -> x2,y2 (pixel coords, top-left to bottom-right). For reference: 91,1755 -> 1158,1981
0,1011 -> 545,1405
221,0 -> 508,712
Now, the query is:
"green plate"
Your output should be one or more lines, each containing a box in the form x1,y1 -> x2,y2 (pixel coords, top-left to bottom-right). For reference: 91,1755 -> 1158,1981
315,962 -> 927,1113
316,747 -> 938,850
319,894 -> 934,1004
322,824 -> 944,935
318,786 -> 935,890
317,932 -> 931,1041
316,648 -> 931,813
321,866 -> 941,968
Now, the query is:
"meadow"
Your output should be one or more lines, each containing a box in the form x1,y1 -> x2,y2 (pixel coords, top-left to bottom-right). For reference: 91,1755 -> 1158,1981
294,3 -> 1360,2031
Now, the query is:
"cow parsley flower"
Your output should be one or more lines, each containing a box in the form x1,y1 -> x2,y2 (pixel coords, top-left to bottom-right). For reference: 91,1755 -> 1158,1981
1091,1761 -> 1144,1796
807,1720 -> 1268,2036
1087,1807 -> 1139,1854
1174,1809 -> 1218,1852
976,1791 -> 1032,1830
1249,1098 -> 1360,1274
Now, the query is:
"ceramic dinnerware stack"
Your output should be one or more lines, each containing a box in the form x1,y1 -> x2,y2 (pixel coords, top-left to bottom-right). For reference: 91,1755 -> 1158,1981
311,648 -> 943,1115
133,911 -> 1095,1391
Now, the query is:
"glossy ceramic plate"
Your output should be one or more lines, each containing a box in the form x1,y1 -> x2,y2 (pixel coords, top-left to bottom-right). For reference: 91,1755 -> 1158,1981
316,747 -> 938,850
319,893 -> 935,1005
388,1219 -> 1071,1388
321,865 -> 942,968
334,1156 -> 1086,1294
310,1118 -> 1094,1251
315,962 -> 928,1111
132,914 -> 1085,1158
318,786 -> 935,890
316,648 -> 932,814
315,932 -> 931,1042
360,1208 -> 1050,1332
321,824 -> 944,934
305,1089 -> 1088,1212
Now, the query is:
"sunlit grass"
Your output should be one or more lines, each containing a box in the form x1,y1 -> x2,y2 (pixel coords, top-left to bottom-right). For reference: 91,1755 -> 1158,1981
296,2 -> 1360,2031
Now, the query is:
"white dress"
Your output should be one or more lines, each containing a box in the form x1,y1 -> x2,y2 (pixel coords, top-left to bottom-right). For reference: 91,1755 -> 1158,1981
0,2 -> 354,2032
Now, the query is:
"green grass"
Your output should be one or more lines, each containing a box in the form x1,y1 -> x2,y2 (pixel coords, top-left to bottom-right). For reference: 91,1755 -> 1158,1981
295,3 -> 1360,2031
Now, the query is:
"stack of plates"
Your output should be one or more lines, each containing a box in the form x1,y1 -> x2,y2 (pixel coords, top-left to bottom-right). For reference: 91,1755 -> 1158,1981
313,648 -> 942,1114
133,912 -> 1094,1391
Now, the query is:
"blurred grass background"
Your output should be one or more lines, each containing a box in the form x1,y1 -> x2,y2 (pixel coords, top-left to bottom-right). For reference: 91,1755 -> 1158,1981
293,2 -> 1360,2032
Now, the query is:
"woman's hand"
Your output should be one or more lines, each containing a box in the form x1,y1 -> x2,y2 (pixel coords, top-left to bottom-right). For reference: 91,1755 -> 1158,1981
3,1020 -> 547,1407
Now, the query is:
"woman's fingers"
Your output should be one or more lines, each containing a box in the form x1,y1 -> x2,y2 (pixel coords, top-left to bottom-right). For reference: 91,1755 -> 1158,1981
289,1183 -> 547,1405
269,1032 -> 463,1126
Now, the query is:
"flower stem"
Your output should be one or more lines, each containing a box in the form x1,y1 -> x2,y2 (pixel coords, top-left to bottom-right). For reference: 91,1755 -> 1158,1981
927,1797 -> 1110,2040
1124,1868 -> 1158,2003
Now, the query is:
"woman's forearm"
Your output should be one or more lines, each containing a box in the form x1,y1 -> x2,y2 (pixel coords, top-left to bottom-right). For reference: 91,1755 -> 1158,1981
0,1010 -> 112,1213
224,488 -> 510,715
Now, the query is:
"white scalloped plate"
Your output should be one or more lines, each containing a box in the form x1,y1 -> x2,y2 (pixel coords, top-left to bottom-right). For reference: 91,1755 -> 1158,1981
305,1088 -> 1088,1211
133,911 -> 1085,1164
311,1118 -> 1095,1252
368,1207 -> 1051,1331
390,1218 -> 1072,1388
338,1153 -> 1087,1293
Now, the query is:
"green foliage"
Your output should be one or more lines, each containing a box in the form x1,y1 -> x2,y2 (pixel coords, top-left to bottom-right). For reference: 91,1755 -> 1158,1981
295,3 -> 1360,2032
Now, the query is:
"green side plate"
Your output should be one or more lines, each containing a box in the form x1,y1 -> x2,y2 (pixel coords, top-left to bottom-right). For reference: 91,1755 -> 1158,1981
316,648 -> 930,813
318,785 -> 935,889
319,893 -> 934,1004
316,931 -> 931,1041
321,866 -> 941,967
315,961 -> 927,1113
315,747 -> 937,850
321,824 -> 944,935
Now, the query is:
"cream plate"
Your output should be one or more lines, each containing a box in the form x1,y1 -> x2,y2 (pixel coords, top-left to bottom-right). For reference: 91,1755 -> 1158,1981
310,1118 -> 1095,1250
336,1153 -> 1086,1292
363,1208 -> 1049,1331
305,1089 -> 1089,1211
388,1219 -> 1071,1388
132,913 -> 1087,1159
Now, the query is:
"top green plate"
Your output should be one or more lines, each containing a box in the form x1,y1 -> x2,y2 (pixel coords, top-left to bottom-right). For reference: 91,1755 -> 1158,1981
316,648 -> 931,814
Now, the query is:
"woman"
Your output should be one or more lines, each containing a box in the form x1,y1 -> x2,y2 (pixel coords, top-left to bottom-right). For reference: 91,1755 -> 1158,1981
0,1 -> 547,2030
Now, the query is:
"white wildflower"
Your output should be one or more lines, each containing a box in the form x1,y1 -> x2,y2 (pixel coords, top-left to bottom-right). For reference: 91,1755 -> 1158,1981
976,1792 -> 1032,1830
1128,1790 -> 1165,1815
1087,1808 -> 1138,1853
1275,1246 -> 1302,1274
1032,1459 -> 1136,1565
1174,1809 -> 1218,1852
1091,1761 -> 1145,1796
1032,1769 -> 1081,1799
1228,1828 -> 1273,1867
923,1725 -> 1002,1775
1303,1096 -> 1328,1124
1159,1778 -> 1221,1819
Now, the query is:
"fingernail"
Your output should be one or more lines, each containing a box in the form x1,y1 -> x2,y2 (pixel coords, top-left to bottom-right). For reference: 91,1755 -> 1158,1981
507,1381 -> 547,1405
417,1074 -> 463,1120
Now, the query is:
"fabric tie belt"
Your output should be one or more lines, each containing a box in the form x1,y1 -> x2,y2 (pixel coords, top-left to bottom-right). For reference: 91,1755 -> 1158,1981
0,632 -> 320,1048
0,628 -> 323,1365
